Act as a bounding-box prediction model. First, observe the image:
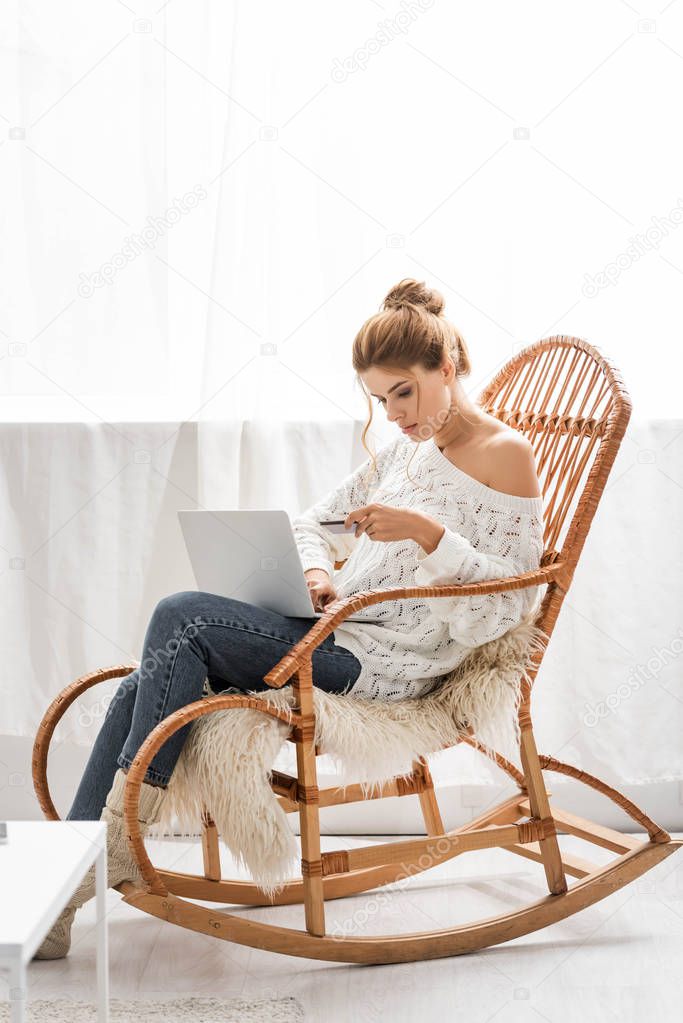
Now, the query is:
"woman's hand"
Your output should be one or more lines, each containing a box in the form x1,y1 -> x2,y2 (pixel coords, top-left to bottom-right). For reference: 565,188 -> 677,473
304,569 -> 339,612
344,505 -> 443,551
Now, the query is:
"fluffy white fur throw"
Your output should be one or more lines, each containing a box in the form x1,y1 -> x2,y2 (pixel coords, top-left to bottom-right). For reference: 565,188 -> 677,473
149,609 -> 548,897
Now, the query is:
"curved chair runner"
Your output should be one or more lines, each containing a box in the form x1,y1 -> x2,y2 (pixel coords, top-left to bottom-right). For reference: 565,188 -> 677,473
33,336 -> 681,965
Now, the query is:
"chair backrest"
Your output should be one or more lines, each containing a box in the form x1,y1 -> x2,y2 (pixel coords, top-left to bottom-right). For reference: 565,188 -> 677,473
477,335 -> 632,637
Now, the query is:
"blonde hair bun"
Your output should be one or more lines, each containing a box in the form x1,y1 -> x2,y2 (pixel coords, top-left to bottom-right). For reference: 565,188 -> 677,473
382,278 -> 445,316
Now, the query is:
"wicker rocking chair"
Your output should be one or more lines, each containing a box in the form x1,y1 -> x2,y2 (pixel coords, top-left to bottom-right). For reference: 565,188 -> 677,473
32,335 -> 681,965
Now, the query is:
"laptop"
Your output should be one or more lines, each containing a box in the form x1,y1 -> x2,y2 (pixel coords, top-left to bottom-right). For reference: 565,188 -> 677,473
177,509 -> 386,623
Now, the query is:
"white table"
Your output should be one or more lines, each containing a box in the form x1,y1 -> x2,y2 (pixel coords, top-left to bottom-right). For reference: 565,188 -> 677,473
0,821 -> 108,1023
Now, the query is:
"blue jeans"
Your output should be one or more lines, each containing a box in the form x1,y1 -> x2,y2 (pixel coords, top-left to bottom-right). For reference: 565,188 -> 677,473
66,591 -> 363,821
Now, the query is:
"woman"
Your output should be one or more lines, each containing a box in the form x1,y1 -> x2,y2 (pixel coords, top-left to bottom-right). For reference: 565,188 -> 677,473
36,278 -> 544,959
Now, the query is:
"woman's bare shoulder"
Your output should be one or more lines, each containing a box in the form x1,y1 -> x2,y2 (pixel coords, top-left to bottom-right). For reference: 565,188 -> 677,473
485,427 -> 541,500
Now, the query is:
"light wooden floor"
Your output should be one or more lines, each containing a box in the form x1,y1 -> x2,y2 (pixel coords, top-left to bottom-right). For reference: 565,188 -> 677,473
19,832 -> 683,1022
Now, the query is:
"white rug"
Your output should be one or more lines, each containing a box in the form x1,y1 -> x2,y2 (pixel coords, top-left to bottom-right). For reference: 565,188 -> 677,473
0,996 -> 304,1022
152,608 -> 549,896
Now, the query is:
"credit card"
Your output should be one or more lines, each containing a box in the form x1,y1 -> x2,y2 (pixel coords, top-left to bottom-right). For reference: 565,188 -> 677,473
320,518 -> 357,534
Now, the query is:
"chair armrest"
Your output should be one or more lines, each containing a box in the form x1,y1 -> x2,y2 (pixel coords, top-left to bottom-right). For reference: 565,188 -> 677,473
262,561 -> 567,689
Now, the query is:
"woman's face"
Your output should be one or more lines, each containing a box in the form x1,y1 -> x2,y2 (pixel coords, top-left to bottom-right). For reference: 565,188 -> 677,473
361,362 -> 453,441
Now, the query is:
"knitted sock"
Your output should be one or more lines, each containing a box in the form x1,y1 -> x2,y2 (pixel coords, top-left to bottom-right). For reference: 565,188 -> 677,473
33,768 -> 167,961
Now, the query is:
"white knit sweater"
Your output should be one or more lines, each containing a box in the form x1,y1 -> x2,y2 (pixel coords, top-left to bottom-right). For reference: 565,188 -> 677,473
291,434 -> 545,701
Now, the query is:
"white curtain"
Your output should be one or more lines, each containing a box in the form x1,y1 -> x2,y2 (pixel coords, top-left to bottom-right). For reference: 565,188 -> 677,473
3,1 -> 682,421
2,419 -> 682,801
